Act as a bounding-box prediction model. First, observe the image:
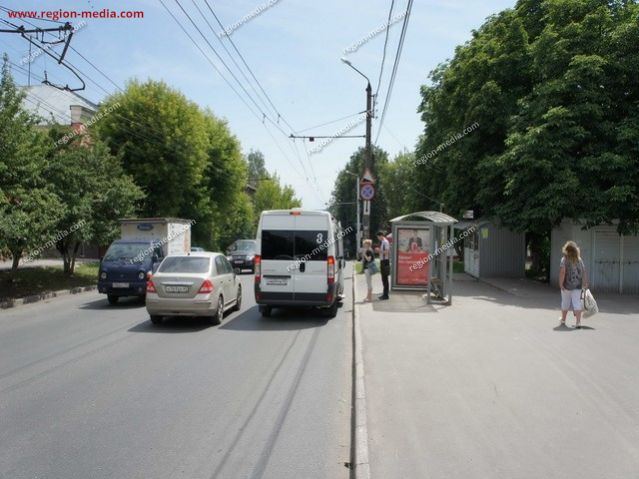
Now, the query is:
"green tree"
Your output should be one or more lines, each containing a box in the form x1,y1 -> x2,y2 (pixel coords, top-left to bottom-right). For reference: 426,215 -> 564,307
95,80 -> 253,250
95,80 -> 209,216
253,175 -> 301,217
0,55 -> 62,272
199,112 -> 254,249
246,150 -> 268,187
415,0 -> 639,275
329,146 -> 390,255
379,151 -> 423,219
45,131 -> 143,274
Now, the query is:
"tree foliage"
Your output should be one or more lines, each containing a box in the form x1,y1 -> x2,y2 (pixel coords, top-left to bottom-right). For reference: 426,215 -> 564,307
252,174 -> 301,216
416,0 -> 639,235
0,56 -> 62,272
45,129 -> 143,274
95,80 -> 254,250
329,146 -> 390,255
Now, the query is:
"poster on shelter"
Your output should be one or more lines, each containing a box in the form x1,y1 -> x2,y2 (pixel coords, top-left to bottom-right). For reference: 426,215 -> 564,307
396,228 -> 431,286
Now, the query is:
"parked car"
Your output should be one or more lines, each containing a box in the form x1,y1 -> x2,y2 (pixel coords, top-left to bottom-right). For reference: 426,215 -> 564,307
191,246 -> 205,252
254,209 -> 345,318
146,252 -> 241,326
226,239 -> 257,273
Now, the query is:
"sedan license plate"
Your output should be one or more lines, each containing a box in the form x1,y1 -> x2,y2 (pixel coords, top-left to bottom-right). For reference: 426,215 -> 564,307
112,282 -> 129,288
266,279 -> 288,286
165,285 -> 189,293
234,260 -> 243,264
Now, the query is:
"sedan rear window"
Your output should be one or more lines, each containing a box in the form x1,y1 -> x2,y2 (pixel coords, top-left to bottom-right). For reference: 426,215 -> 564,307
159,257 -> 210,273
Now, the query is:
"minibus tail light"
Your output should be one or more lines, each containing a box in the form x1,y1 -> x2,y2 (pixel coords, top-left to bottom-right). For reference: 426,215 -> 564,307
327,256 -> 335,285
254,255 -> 262,284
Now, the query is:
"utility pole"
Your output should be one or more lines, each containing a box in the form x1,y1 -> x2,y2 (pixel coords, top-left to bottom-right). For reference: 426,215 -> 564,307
341,58 -> 375,240
363,80 -> 373,240
27,36 -> 31,86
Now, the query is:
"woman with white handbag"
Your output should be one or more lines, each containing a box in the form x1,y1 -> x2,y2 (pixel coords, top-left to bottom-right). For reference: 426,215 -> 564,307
361,239 -> 377,302
558,241 -> 589,329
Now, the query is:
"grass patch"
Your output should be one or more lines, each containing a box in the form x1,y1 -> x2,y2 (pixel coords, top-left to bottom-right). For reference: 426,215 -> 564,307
0,261 -> 99,301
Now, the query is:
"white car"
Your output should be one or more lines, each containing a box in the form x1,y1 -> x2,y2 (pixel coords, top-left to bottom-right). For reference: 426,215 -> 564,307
146,252 -> 241,325
254,209 -> 346,318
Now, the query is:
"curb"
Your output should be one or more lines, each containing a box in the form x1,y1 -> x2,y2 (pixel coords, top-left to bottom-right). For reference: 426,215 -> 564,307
351,272 -> 371,479
0,285 -> 96,310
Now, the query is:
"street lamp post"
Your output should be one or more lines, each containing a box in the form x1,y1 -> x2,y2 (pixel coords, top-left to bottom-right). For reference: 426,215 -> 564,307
341,58 -> 373,240
344,170 -> 361,256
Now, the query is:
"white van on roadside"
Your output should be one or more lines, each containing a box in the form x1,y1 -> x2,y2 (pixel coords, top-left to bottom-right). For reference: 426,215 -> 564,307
254,209 -> 346,318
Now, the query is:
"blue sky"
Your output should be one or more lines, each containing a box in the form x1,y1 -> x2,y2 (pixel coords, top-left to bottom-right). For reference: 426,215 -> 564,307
1,0 -> 516,209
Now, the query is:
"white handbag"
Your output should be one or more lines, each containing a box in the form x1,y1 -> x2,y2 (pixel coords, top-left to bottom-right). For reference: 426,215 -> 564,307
582,289 -> 599,317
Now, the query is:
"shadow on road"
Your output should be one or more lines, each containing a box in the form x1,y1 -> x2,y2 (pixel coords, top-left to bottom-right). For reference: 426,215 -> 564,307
127,302 -> 339,333
79,297 -> 145,310
219,305 -> 333,331
553,323 -> 596,331
128,316 -> 210,333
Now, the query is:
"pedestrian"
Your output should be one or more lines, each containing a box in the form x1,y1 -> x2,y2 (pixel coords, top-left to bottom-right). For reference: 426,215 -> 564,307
376,231 -> 390,300
559,240 -> 589,328
361,239 -> 375,302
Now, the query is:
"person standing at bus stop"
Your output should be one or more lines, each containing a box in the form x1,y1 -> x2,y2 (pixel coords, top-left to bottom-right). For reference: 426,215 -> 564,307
377,231 -> 390,300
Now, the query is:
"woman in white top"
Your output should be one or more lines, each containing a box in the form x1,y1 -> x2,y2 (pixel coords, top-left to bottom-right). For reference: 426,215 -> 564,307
361,239 -> 375,302
558,241 -> 589,328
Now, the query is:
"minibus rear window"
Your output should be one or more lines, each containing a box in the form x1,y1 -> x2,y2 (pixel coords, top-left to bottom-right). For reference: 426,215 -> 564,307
295,230 -> 329,260
262,230 -> 294,260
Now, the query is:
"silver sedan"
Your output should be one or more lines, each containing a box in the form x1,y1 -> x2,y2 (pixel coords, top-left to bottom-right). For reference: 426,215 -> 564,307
145,252 -> 242,326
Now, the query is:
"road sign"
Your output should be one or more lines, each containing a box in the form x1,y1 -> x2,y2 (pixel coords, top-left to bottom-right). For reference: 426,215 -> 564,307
360,183 -> 375,201
361,168 -> 375,184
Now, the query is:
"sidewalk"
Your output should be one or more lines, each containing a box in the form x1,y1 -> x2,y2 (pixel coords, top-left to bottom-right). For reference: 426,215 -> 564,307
354,272 -> 639,479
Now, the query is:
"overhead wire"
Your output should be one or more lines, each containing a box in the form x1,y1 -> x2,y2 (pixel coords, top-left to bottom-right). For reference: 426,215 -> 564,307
166,0 -> 317,188
375,0 -> 413,145
198,0 -> 320,190
4,3 -> 316,199
0,6 -> 66,25
190,0 -> 274,118
375,0 -> 395,100
203,0 -> 295,132
294,111 -> 366,134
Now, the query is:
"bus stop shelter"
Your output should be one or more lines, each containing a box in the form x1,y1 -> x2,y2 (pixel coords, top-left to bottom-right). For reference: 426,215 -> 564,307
390,211 -> 458,304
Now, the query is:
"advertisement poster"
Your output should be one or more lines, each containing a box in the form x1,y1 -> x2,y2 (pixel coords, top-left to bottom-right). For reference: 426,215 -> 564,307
396,228 -> 431,286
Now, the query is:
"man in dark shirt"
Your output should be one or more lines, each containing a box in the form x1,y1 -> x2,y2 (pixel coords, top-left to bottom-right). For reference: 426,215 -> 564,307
377,231 -> 390,300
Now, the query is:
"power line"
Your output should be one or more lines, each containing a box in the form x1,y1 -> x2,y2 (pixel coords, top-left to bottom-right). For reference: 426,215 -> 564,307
203,0 -> 296,133
375,0 -> 395,99
0,6 -> 66,25
167,0 -> 313,184
172,0 -> 275,124
4,3 -> 316,198
295,111 -> 366,134
190,0 -> 274,117
375,0 -> 413,144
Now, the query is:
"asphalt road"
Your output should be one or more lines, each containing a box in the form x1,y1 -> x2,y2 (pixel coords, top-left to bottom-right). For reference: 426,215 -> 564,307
0,272 -> 352,479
